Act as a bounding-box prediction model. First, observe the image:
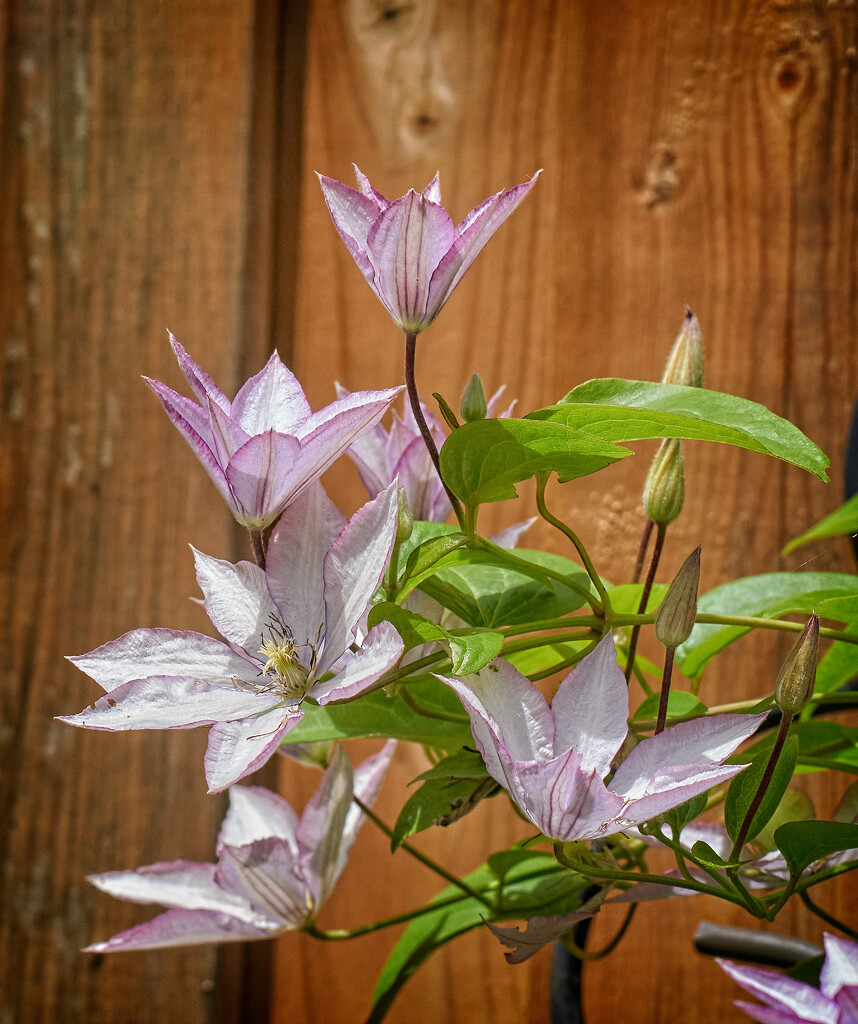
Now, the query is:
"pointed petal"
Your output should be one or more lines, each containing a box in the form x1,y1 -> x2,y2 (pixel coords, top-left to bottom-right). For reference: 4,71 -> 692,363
392,434 -> 448,523
439,659 -> 555,766
68,628 -> 253,692
230,352 -> 312,434
365,191 -> 455,330
204,710 -> 302,793
145,378 -> 233,507
341,740 -> 397,851
192,549 -> 276,653
425,172 -> 541,323
609,713 -> 765,800
145,377 -> 213,445
59,676 -> 272,731
168,334 -> 231,412
311,621 -> 404,705
515,750 -> 624,841
219,785 -> 300,851
216,839 -> 309,927
224,430 -> 302,528
84,907 -> 271,952
320,482 -> 400,672
421,172 -> 441,204
318,172 -> 386,253
488,518 -> 536,549
89,861 -> 254,919
296,746 -> 354,905
617,763 -> 749,827
731,1001 -> 823,1024
822,934 -> 858,996
718,959 -> 838,1023
207,397 -> 251,465
298,387 -> 401,442
333,383 -> 392,496
265,483 -> 346,648
352,165 -> 389,210
551,635 -> 628,774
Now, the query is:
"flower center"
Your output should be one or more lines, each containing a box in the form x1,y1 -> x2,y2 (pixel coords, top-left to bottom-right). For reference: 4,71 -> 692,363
257,618 -> 314,702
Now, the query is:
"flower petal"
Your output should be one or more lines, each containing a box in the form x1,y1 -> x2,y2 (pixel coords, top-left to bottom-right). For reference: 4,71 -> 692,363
207,397 -> 251,466
617,763 -> 749,827
216,838 -> 309,927
822,934 -> 858,998
84,907 -> 272,952
392,434 -> 449,522
333,383 -> 392,496
318,172 -> 385,253
425,171 -> 541,324
609,713 -> 765,800
230,351 -> 312,435
192,549 -> 276,654
320,482 -> 400,673
59,676 -> 272,731
168,334 -> 231,412
352,165 -> 389,211
296,745 -> 354,906
365,191 -> 455,330
341,740 -> 397,853
265,483 -> 345,651
68,628 -> 253,692
311,621 -> 404,705
421,171 -> 441,205
224,430 -> 302,528
298,386 -> 402,443
550,635 -> 628,774
218,785 -> 300,851
718,959 -> 839,1023
204,710 -> 302,793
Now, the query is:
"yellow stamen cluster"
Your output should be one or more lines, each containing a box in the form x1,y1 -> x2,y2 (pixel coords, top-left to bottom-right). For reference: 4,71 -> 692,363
258,623 -> 312,701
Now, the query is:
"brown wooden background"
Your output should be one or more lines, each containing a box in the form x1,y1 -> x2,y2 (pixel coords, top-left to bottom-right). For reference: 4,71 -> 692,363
3,1 -> 858,1021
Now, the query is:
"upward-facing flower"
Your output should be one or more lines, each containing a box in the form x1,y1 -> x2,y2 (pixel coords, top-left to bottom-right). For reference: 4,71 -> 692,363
84,742 -> 395,951
147,335 -> 402,528
318,166 -> 540,333
60,483 -> 404,792
719,933 -> 858,1024
438,636 -> 764,842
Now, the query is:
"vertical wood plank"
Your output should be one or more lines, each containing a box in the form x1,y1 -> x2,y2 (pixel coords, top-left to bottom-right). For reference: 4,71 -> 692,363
278,0 -> 858,1022
0,1 -> 271,1020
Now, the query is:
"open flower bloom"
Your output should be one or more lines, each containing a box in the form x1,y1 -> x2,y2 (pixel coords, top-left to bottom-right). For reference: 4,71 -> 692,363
84,742 -> 395,951
318,166 -> 540,333
60,482 -> 404,792
335,385 -> 515,522
438,635 -> 765,842
146,335 -> 402,528
719,933 -> 858,1024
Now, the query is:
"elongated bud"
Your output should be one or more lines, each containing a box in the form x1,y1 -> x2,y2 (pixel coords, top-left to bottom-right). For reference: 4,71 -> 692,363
396,487 -> 414,543
643,438 -> 685,525
460,372 -> 488,422
775,613 -> 820,715
663,307 -> 704,388
655,546 -> 701,647
432,392 -> 461,431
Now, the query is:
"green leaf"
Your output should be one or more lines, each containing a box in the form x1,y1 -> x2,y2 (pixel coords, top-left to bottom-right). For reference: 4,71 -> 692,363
755,789 -> 815,851
784,492 -> 858,554
533,378 -> 829,481
448,629 -> 505,675
675,572 -> 858,680
690,840 -> 732,871
399,532 -> 468,592
391,755 -> 495,850
773,820 -> 858,876
368,603 -> 447,650
506,640 -> 591,678
280,679 -> 471,749
439,417 -> 631,505
631,691 -> 706,724
420,549 -> 591,628
814,618 -> 858,696
724,735 -> 798,844
607,583 -> 668,615
664,793 -> 709,835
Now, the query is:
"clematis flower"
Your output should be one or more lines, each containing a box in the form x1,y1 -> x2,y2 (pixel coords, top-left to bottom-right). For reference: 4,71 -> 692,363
60,482 -> 404,792
719,933 -> 858,1024
437,635 -> 765,843
318,166 -> 540,333
146,335 -> 402,528
84,742 -> 395,951
336,384 -> 516,522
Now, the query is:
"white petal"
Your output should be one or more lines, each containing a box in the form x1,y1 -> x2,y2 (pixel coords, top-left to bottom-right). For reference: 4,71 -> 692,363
84,908 -> 273,952
204,710 -> 302,793
310,621 -> 404,706
219,785 -> 300,851
192,549 -> 277,654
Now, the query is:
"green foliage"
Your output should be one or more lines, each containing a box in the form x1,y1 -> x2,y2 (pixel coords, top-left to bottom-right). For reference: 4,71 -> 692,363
773,820 -> 858,877
784,492 -> 858,554
536,378 -> 829,480
724,735 -> 798,844
631,691 -> 706,725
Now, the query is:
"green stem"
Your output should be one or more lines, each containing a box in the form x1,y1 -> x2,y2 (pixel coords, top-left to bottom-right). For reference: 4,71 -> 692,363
625,521 -> 666,682
398,687 -> 469,723
799,891 -> 858,940
632,519 -> 655,585
354,797 -> 493,908
404,330 -> 465,529
306,894 -> 465,940
535,473 -> 611,616
562,904 -> 637,961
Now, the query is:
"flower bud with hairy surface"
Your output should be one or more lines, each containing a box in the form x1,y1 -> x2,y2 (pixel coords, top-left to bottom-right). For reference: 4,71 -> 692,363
663,306 -> 704,388
655,546 -> 701,648
643,438 -> 685,525
775,613 -> 820,715
460,372 -> 488,422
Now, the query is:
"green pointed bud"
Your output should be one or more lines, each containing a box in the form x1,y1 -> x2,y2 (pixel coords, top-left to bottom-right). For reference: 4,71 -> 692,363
655,546 -> 701,648
460,372 -> 488,422
643,438 -> 685,525
663,306 -> 704,388
432,392 -> 461,431
834,781 -> 858,824
774,613 -> 820,715
396,487 -> 414,543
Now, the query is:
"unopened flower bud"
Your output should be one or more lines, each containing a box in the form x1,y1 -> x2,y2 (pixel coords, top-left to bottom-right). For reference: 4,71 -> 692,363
460,372 -> 488,422
663,307 -> 704,388
775,613 -> 820,715
643,438 -> 685,525
655,546 -> 701,648
396,487 -> 414,543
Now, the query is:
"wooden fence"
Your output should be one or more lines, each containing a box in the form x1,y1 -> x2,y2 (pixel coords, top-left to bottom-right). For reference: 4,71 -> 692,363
2,1 -> 857,1021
